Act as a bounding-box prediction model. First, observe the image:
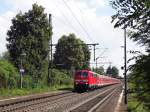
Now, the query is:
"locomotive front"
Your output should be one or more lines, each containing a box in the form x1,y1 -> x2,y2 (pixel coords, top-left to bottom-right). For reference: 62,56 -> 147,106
74,70 -> 89,91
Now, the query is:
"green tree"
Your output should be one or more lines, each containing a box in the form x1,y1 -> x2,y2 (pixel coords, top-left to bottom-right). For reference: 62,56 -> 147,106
106,66 -> 112,76
106,66 -> 119,77
6,3 -> 52,85
0,51 -> 10,61
129,54 -> 150,110
53,33 -> 90,70
111,0 -> 150,109
92,66 -> 105,75
111,0 -> 150,51
111,66 -> 119,78
99,66 -> 105,74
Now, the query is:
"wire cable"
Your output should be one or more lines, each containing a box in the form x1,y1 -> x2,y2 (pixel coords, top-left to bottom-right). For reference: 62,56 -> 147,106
62,0 -> 95,42
73,1 -> 95,39
52,1 -> 80,34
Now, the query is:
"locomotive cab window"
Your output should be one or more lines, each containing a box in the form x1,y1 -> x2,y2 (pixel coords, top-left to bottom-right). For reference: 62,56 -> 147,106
81,72 -> 88,77
75,71 -> 88,77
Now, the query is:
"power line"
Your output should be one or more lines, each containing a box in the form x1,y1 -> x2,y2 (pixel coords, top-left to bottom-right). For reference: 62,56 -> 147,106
52,1 -> 80,34
74,1 -> 90,35
97,48 -> 108,58
74,0 -> 96,37
73,1 -> 95,39
62,0 -> 95,42
52,15 -> 79,33
90,62 -> 112,64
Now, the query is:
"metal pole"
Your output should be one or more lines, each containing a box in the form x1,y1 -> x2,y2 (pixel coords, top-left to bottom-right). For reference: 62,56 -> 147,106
124,27 -> 127,104
96,57 -> 99,72
94,45 -> 96,61
48,14 -> 52,84
20,59 -> 22,88
96,59 -> 97,72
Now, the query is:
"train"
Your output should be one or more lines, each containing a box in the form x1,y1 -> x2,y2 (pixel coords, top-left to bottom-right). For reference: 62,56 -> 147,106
74,69 -> 120,91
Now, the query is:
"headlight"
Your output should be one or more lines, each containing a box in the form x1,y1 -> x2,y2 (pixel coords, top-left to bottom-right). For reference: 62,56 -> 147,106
75,82 -> 78,84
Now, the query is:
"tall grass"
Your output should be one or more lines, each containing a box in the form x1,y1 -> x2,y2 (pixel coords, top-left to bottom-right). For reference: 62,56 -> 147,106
0,84 -> 73,99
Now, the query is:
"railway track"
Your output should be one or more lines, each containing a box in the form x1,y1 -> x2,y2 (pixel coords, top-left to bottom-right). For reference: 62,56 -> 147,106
0,91 -> 73,112
0,84 -> 122,112
68,85 -> 121,112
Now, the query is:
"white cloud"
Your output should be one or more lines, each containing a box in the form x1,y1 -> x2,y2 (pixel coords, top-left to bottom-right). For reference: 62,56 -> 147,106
0,0 -> 145,76
75,0 -> 106,8
0,11 -> 15,53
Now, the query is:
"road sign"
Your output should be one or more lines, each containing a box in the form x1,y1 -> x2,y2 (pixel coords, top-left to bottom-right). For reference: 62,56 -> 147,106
20,68 -> 25,73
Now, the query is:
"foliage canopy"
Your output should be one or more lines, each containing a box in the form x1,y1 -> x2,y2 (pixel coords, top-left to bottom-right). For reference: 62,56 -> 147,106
111,0 -> 150,109
106,66 -> 119,77
92,66 -> 105,75
111,0 -> 150,51
53,33 -> 90,70
6,3 -> 52,84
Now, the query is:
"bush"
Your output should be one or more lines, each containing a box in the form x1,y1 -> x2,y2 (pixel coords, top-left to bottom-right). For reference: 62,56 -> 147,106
51,69 -> 73,86
0,60 -> 19,88
22,75 -> 33,88
0,59 -> 72,90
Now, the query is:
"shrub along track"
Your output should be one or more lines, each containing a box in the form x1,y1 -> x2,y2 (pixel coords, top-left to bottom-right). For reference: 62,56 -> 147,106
0,84 -> 121,112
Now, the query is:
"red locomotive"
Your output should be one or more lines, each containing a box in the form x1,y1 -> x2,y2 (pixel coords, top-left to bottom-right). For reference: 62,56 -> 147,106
74,69 -> 120,91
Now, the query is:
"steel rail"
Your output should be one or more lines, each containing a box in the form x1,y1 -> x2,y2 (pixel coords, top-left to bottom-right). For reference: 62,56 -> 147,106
0,91 -> 73,111
66,85 -> 119,112
88,88 -> 117,112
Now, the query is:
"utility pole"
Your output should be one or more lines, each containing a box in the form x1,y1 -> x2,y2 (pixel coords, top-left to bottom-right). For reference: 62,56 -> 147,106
96,57 -> 99,71
20,52 -> 26,88
124,27 -> 127,104
96,57 -> 104,72
20,58 -> 23,88
48,14 -> 52,84
86,43 -> 98,61
94,44 -> 96,61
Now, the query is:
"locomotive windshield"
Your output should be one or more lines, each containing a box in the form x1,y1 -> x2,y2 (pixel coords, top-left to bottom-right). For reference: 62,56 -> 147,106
75,71 -> 88,77
81,72 -> 88,77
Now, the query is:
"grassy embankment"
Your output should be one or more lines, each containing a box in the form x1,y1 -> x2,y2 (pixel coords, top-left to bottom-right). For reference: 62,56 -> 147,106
0,84 -> 73,99
0,60 -> 73,99
127,83 -> 148,112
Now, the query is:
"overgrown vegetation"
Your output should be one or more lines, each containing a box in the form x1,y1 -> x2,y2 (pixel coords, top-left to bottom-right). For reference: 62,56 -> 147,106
0,59 -> 73,97
111,0 -> 150,110
0,60 -> 19,88
128,94 -> 148,112
6,3 -> 52,85
0,84 -> 73,99
127,83 -> 149,112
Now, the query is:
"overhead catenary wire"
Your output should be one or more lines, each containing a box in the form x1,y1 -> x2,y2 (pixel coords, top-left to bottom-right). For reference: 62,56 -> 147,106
62,0 -> 95,43
73,1 -> 95,39
52,1 -> 80,34
52,15 -> 79,34
73,1 -> 90,34
97,48 -> 108,58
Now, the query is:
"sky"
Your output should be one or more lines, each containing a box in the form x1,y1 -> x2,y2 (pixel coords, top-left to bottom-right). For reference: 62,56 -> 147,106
0,0 -> 145,76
